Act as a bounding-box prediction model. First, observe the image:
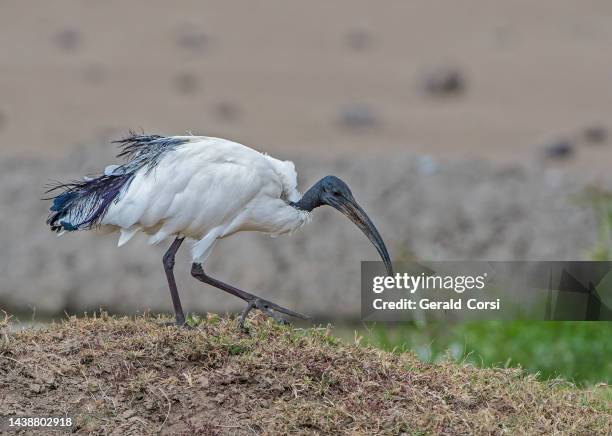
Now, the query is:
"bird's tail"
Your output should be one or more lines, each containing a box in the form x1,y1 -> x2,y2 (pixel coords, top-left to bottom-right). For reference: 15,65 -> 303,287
45,174 -> 131,233
45,132 -> 187,233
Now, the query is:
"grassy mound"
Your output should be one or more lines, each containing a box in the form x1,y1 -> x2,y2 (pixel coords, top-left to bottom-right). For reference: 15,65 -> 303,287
0,314 -> 609,435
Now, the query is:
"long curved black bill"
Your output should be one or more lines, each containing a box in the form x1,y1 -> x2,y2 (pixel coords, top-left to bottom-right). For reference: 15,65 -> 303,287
333,198 -> 394,276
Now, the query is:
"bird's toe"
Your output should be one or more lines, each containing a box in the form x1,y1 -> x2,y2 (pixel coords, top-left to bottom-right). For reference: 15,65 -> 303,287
237,297 -> 306,331
262,299 -> 310,320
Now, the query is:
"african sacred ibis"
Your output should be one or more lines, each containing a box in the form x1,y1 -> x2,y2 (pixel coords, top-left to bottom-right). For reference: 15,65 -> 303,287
46,134 -> 393,329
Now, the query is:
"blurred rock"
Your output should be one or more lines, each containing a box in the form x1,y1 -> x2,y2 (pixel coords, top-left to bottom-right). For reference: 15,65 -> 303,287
542,139 -> 574,160
583,125 -> 607,145
177,26 -> 210,53
420,66 -> 466,97
345,29 -> 373,52
173,72 -> 199,95
338,104 -> 377,129
54,28 -> 82,52
212,101 -> 241,123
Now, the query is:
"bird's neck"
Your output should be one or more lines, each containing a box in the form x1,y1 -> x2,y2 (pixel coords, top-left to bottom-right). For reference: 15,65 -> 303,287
291,182 -> 322,212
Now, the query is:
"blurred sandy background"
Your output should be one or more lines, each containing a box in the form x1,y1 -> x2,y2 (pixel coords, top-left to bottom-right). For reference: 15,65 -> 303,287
1,1 -> 611,319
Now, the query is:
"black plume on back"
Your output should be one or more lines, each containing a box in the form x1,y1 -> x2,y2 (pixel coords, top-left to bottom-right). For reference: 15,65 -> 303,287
45,132 -> 190,232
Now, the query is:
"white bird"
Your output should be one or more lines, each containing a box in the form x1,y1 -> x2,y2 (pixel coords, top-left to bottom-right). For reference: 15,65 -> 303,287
46,133 -> 393,329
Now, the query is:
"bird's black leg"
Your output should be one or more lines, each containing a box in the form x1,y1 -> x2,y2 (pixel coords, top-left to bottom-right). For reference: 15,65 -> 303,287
190,263 -> 309,330
163,237 -> 186,326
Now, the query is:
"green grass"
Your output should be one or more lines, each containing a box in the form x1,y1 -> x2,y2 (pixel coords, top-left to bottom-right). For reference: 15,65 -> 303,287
349,321 -> 612,385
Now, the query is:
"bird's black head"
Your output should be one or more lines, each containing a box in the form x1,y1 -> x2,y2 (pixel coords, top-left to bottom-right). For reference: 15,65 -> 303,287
293,175 -> 393,276
318,175 -> 355,207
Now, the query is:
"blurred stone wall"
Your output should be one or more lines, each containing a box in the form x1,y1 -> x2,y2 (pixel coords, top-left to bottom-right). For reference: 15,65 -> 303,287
0,144 -> 599,320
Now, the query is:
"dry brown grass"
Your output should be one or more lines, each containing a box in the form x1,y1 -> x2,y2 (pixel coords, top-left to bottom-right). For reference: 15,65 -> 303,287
0,313 -> 609,435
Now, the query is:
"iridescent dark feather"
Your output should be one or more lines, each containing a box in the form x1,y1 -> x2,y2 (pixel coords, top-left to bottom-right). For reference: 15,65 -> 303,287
45,133 -> 189,232
113,132 -> 189,174
46,174 -> 132,231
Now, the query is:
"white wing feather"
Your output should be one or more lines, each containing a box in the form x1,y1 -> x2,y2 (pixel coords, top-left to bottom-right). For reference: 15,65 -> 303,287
100,137 -> 306,261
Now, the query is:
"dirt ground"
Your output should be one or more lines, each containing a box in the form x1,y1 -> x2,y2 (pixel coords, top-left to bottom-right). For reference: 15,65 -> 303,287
1,314 -> 609,434
1,1 -> 612,175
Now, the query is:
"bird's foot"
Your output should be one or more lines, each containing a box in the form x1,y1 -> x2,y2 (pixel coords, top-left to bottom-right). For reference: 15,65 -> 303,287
238,297 -> 309,332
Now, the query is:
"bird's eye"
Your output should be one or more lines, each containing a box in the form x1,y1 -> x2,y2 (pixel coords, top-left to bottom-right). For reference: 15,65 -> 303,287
333,191 -> 341,197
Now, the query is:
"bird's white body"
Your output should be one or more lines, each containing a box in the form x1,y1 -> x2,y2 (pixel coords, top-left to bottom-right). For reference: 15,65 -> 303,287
99,137 -> 311,262
47,132 -> 392,327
